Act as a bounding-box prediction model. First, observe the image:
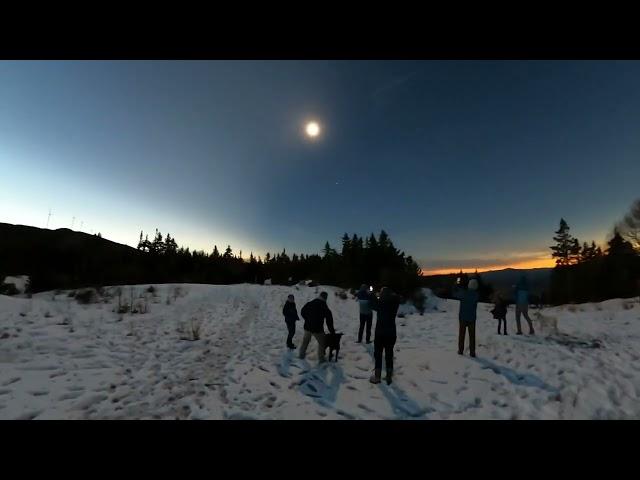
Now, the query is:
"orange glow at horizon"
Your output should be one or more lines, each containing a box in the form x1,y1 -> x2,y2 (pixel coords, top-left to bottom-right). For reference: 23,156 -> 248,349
423,256 -> 556,276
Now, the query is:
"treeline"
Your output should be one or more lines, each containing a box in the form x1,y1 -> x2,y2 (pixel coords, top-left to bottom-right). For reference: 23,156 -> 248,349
133,229 -> 423,295
549,217 -> 640,304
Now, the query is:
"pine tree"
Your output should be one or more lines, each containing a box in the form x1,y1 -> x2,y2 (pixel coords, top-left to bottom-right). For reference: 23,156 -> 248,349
580,240 -> 603,262
138,231 -> 144,250
151,229 -> 164,255
164,233 -> 178,254
570,238 -> 581,265
341,233 -> 351,257
212,245 -> 220,259
142,234 -> 151,253
550,219 -> 578,266
223,245 -> 233,259
322,242 -> 336,258
607,229 -> 636,257
595,244 -> 603,257
366,233 -> 378,251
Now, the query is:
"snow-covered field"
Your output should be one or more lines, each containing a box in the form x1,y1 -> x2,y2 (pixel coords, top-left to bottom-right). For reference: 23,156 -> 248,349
1,283 -> 640,419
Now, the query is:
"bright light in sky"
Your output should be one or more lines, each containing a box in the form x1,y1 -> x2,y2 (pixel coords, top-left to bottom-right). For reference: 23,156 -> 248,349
305,121 -> 320,138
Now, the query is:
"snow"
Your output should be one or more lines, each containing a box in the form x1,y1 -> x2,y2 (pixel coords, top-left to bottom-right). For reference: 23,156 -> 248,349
2,275 -> 29,293
0,284 -> 639,419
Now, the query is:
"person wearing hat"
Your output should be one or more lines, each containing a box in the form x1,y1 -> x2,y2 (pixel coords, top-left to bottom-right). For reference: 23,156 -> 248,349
299,291 -> 335,364
356,284 -> 374,344
282,294 -> 300,350
453,277 -> 480,357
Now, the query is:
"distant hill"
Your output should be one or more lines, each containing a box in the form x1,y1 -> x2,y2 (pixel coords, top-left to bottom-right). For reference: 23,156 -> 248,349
422,267 -> 552,299
478,267 -> 552,293
0,222 -> 152,292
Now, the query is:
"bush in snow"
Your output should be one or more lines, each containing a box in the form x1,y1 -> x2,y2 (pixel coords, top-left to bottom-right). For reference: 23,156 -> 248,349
147,285 -> 156,294
0,282 -> 20,296
412,289 -> 427,315
336,290 -> 348,300
172,286 -> 182,301
178,317 -> 202,341
190,318 -> 202,340
75,288 -> 99,304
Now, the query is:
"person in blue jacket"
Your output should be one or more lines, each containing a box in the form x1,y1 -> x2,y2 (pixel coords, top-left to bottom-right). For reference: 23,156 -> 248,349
513,276 -> 535,335
453,278 -> 480,357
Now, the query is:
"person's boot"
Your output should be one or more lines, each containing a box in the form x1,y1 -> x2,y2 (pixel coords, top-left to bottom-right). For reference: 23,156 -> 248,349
369,369 -> 382,384
470,351 -> 476,358
385,369 -> 393,385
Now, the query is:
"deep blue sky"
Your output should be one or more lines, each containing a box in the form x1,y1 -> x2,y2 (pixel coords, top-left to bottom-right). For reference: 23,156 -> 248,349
1,61 -> 639,273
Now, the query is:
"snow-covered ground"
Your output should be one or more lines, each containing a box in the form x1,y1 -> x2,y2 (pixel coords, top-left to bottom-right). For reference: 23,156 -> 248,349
1,283 -> 639,419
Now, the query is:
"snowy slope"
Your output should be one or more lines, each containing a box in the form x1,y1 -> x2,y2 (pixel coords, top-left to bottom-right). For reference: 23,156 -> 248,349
1,284 -> 639,419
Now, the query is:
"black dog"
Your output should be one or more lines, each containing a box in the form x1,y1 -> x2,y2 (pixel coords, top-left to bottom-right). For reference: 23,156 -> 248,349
324,332 -> 344,362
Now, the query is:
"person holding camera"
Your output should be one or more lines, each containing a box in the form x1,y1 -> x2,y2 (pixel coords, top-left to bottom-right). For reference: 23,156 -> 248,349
453,277 -> 479,357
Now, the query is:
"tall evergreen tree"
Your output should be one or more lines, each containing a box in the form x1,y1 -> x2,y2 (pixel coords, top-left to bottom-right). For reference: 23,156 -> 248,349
550,219 -> 579,266
607,229 -> 636,257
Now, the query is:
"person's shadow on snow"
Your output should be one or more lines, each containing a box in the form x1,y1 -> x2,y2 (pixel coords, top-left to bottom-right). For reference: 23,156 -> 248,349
472,357 -> 558,393
277,350 -> 295,378
360,341 -> 429,419
298,362 -> 346,407
378,382 -> 430,419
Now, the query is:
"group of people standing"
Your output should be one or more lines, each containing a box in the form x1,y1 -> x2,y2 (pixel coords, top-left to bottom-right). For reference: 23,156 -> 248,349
282,284 -> 401,385
454,275 -> 536,357
281,275 -> 536,385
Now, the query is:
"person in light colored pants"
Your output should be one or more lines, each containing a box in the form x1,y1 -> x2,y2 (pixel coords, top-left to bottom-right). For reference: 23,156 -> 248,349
515,303 -> 534,335
299,331 -> 326,362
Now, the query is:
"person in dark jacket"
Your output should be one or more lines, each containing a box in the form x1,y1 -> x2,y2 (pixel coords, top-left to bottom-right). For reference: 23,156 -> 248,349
490,292 -> 508,335
299,291 -> 335,364
356,284 -> 374,344
282,294 -> 299,350
369,287 -> 401,385
453,278 -> 479,357
513,275 -> 535,335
